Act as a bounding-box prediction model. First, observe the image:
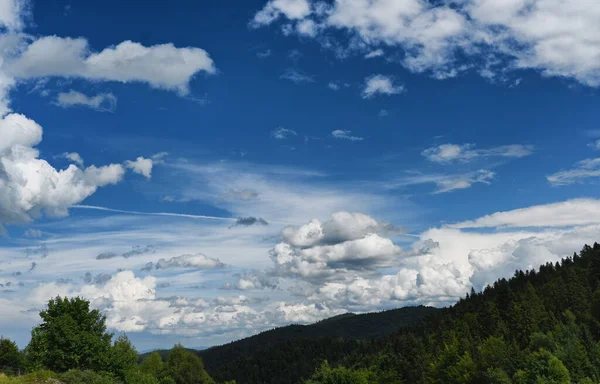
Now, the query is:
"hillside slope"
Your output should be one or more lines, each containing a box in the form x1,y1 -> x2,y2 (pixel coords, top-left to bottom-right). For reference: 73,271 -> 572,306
197,306 -> 438,383
196,243 -> 600,383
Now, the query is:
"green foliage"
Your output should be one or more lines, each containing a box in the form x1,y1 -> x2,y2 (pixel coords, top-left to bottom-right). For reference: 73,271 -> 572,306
140,352 -> 165,379
166,345 -> 214,384
196,306 -> 436,384
124,368 -> 160,384
25,296 -> 113,373
304,361 -> 376,384
0,338 -> 21,373
108,335 -> 138,381
59,369 -> 117,384
512,349 -> 570,384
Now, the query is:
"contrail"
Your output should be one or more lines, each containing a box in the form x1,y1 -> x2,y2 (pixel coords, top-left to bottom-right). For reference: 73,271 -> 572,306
71,205 -> 236,221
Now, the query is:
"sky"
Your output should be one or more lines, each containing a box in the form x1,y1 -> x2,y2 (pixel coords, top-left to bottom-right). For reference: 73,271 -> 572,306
1,0 -> 600,351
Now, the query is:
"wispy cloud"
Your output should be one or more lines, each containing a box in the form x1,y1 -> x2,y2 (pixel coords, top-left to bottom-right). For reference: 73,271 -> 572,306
256,49 -> 272,58
280,69 -> 314,84
71,205 -> 235,221
547,158 -> 600,186
422,143 -> 534,164
386,170 -> 495,194
361,75 -> 404,99
331,130 -> 363,141
54,90 -> 117,112
271,127 -> 298,140
365,49 -> 384,59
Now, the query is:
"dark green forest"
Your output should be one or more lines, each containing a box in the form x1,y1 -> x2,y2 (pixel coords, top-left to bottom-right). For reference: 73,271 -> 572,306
198,243 -> 600,383
195,306 -> 438,383
3,243 -> 600,383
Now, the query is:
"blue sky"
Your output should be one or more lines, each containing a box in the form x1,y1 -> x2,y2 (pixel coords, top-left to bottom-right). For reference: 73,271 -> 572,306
2,0 -> 600,351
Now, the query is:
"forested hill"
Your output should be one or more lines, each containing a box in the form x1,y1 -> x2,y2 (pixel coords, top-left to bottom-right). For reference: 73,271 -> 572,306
198,243 -> 600,384
197,306 -> 438,383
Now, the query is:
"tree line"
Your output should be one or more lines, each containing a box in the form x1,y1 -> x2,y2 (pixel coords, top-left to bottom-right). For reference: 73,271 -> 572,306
194,244 -> 600,383
299,243 -> 600,383
0,296 -> 228,384
3,242 -> 600,383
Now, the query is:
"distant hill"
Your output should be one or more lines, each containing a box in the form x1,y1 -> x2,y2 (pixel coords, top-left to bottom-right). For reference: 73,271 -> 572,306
197,305 -> 438,383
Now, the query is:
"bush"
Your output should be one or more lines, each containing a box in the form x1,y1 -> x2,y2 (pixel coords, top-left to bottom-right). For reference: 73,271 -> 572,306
59,370 -> 117,384
124,369 -> 159,384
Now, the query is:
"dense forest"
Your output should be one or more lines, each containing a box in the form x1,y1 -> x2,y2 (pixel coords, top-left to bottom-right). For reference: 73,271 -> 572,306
196,306 -> 437,383
198,243 -> 600,383
2,243 -> 600,383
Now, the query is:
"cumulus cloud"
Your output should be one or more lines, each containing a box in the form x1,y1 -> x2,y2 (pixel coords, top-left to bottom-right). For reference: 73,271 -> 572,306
271,127 -> 298,140
54,90 -> 117,112
547,158 -> 600,185
361,75 -> 404,98
331,130 -> 363,141
155,253 -> 224,270
124,153 -> 167,179
269,212 -> 408,285
224,271 -> 278,291
28,270 -> 340,335
0,112 -> 125,226
125,157 -> 154,179
251,0 -> 311,27
252,0 -> 600,86
422,143 -> 534,163
5,37 -> 216,94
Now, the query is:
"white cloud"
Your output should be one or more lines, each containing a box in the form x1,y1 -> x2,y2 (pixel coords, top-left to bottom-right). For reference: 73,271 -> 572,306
252,0 -> 311,26
327,82 -> 340,90
125,157 -> 154,179
169,161 -> 396,226
124,153 -> 167,179
270,212 -> 406,285
6,37 -> 216,94
422,143 -> 534,163
588,140 -> 600,150
0,113 -> 125,226
547,158 -> 600,185
252,0 -> 600,86
58,152 -> 84,167
8,198 -> 600,342
0,0 -> 27,31
280,68 -> 314,83
271,127 -> 298,139
361,75 -> 404,98
297,19 -> 318,36
55,90 -> 117,112
256,49 -> 272,58
155,253 -> 224,270
24,228 -> 42,238
364,49 -> 384,59
0,112 -> 42,153
453,198 -> 600,229
331,129 -> 363,141
387,170 -> 495,194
